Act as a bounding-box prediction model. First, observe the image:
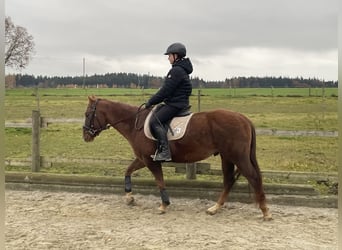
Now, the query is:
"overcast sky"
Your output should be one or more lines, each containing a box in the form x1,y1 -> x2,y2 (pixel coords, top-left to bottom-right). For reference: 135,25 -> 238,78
5,0 -> 338,81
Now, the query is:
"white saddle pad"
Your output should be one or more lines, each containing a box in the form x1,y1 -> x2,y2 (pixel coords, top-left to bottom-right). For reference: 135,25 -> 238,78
144,110 -> 193,141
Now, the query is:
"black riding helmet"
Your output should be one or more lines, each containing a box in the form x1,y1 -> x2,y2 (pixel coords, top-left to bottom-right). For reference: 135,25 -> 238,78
164,42 -> 186,58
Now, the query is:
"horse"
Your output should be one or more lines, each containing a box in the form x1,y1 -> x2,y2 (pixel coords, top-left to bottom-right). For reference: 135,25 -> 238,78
83,95 -> 272,220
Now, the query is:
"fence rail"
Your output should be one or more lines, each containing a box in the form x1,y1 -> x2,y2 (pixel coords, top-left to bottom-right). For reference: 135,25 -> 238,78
5,172 -> 338,208
5,157 -> 338,183
5,118 -> 338,137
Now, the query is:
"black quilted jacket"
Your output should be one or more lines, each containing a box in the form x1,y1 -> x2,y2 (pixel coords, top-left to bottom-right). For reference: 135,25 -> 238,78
147,57 -> 193,109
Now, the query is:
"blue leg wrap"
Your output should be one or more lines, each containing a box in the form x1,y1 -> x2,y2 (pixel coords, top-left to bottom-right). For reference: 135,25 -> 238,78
125,176 -> 132,193
160,189 -> 170,205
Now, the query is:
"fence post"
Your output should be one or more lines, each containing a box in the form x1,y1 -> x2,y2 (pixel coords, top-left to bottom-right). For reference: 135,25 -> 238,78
197,89 -> 201,112
186,163 -> 197,180
32,110 -> 41,172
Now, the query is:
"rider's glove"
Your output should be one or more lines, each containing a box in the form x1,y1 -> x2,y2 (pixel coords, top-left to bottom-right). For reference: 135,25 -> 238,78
145,102 -> 152,109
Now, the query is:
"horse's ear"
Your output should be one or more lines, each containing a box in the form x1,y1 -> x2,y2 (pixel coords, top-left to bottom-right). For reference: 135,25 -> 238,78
88,95 -> 96,102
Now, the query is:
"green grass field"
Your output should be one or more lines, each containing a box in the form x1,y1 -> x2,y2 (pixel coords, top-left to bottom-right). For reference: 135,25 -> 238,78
4,87 -> 338,175
5,87 -> 338,97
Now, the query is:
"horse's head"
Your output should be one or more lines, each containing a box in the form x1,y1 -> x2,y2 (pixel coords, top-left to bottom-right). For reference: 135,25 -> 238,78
83,95 -> 110,142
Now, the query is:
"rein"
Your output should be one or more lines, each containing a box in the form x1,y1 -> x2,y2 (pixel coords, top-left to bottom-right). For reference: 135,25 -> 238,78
83,100 -> 147,137
134,103 -> 147,130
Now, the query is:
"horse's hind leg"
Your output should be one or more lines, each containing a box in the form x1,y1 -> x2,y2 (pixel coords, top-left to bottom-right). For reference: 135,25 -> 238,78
236,158 -> 272,220
124,158 -> 145,205
207,160 -> 235,215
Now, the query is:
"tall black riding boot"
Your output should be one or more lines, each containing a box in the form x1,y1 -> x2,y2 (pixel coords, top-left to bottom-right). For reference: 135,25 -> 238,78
152,126 -> 172,162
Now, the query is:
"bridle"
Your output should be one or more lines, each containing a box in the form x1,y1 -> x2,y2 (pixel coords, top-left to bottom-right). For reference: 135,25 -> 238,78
83,99 -> 147,138
83,99 -> 110,137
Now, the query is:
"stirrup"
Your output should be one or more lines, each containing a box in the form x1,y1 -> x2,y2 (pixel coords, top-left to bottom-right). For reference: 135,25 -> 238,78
151,149 -> 159,160
151,149 -> 172,162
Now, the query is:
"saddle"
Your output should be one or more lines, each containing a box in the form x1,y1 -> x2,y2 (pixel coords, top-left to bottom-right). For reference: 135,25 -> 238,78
144,106 -> 193,141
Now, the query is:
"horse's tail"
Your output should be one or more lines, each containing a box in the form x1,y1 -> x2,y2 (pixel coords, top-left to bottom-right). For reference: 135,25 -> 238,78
229,120 -> 260,189
249,121 -> 269,209
250,122 -> 262,182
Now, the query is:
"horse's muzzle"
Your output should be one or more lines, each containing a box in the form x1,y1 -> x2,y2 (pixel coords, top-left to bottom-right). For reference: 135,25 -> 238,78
83,128 -> 95,142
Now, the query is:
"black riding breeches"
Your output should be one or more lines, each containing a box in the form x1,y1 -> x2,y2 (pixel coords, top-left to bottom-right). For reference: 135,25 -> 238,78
149,104 -> 180,136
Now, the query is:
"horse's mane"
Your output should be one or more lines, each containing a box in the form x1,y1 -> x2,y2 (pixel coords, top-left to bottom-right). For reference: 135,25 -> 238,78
90,95 -> 140,112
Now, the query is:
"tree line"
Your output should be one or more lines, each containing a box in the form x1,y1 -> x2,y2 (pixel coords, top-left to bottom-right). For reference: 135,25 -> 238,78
5,73 -> 338,89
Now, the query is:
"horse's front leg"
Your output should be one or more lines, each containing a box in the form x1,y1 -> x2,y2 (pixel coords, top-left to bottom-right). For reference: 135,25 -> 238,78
146,161 -> 170,214
124,158 -> 145,205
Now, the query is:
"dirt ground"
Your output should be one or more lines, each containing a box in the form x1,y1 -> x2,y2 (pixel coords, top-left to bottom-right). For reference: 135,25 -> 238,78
5,189 -> 337,250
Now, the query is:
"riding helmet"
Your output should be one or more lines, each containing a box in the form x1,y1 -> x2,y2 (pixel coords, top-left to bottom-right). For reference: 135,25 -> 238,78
164,42 -> 186,57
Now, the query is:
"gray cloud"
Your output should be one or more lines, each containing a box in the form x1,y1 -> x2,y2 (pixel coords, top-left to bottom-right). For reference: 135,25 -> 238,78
5,0 -> 338,80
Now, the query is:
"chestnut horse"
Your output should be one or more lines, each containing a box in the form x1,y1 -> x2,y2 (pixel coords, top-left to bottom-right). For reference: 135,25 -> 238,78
83,96 -> 272,220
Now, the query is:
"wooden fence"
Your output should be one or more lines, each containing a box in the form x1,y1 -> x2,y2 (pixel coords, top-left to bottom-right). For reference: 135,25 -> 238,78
6,118 -> 338,137
5,157 -> 337,184
5,110 -> 338,179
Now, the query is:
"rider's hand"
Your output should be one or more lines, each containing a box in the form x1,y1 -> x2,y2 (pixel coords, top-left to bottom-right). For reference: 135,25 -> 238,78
145,102 -> 152,109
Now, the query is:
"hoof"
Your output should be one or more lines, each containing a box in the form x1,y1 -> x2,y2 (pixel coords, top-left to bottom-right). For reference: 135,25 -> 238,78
206,209 -> 217,215
206,203 -> 221,215
125,192 -> 136,206
158,203 -> 167,214
263,213 -> 273,221
261,207 -> 273,221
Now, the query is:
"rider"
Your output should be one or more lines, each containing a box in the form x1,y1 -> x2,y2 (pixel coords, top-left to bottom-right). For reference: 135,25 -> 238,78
145,42 -> 193,162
